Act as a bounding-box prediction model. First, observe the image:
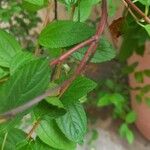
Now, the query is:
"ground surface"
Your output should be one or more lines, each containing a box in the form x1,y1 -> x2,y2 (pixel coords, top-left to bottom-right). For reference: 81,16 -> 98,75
78,110 -> 150,150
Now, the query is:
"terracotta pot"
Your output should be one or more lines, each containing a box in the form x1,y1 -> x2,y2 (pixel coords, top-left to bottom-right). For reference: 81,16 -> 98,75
128,43 -> 150,140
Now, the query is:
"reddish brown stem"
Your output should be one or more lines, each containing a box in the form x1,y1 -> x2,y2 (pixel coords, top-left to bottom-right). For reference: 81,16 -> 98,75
76,42 -> 97,74
50,37 -> 96,66
124,0 -> 150,24
51,0 -> 107,67
59,0 -> 107,95
59,42 -> 97,96
96,0 -> 107,37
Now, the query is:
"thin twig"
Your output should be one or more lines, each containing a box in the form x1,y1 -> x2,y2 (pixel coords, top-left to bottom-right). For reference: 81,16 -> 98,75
122,0 -> 142,22
76,42 -> 97,74
123,0 -> 150,24
77,0 -> 81,22
50,0 -> 59,81
27,119 -> 40,139
52,62 -> 62,81
70,5 -> 76,19
35,1 -> 52,56
1,132 -> 8,150
54,0 -> 58,20
43,1 -> 52,27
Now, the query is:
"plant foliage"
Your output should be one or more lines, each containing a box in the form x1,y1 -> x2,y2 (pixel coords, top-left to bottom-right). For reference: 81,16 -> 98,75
0,0 -> 149,149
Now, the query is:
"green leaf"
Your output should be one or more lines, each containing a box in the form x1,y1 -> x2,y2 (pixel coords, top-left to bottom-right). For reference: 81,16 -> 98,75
122,62 -> 138,75
79,95 -> 87,103
105,79 -> 115,90
144,69 -> 150,77
46,48 -> 62,59
143,24 -> 150,36
16,140 -> 31,150
134,71 -> 144,83
111,93 -> 126,118
90,37 -> 116,63
17,138 -> 55,150
125,111 -> 137,124
119,123 -> 134,144
74,0 -> 101,22
32,138 -> 56,150
0,68 -> 8,79
126,130 -> 134,144
36,119 -> 76,150
141,84 -> 150,94
0,59 -> 50,113
61,76 -> 97,105
0,116 -> 21,133
97,93 -> 111,107
119,15 -> 149,61
39,20 -> 95,48
10,52 -> 36,75
32,91 -> 66,120
138,0 -> 150,5
73,37 -> 116,63
0,128 -> 27,150
136,94 -> 142,103
64,0 -> 78,6
0,29 -> 21,68
56,101 -> 87,143
46,97 -> 64,108
33,101 -> 66,120
22,0 -> 48,12
145,97 -> 150,107
110,93 -> 125,108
